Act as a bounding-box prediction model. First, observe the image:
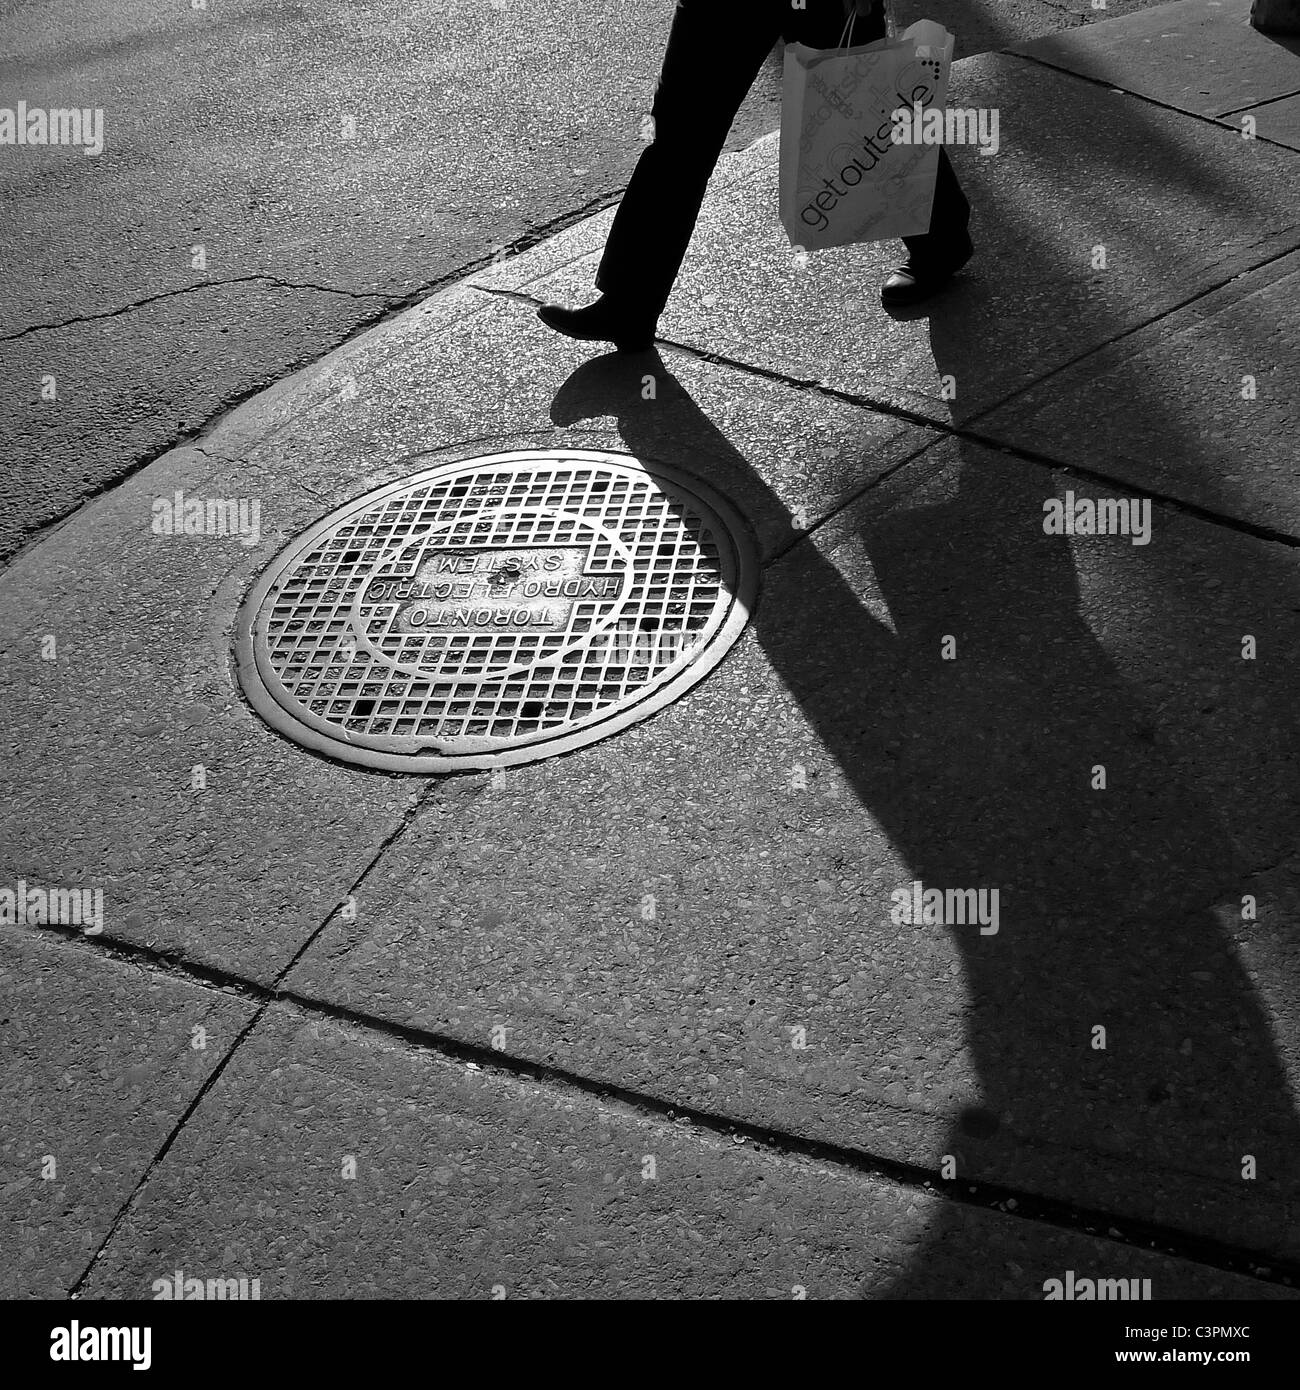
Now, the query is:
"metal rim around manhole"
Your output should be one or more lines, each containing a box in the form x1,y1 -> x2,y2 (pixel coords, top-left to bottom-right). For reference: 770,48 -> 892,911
234,449 -> 759,772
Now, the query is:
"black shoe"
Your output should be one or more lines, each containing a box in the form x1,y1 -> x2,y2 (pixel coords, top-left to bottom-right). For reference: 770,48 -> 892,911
537,295 -> 657,353
881,233 -> 974,308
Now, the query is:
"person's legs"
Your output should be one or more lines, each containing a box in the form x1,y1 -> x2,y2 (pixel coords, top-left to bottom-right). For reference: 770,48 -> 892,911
595,0 -> 782,319
540,0 -> 782,349
541,0 -> 974,343
882,146 -> 972,305
817,4 -> 973,301
902,151 -> 970,260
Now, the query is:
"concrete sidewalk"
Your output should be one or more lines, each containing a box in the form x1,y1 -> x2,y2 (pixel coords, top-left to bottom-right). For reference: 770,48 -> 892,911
3,0 -> 1299,1298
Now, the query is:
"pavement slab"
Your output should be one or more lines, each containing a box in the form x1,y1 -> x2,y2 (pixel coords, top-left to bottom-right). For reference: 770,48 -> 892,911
1011,0 -> 1300,120
0,281 -> 381,562
476,54 -> 1300,426
76,1006 -> 1292,1299
0,441 -> 418,983
284,433 -> 1300,1265
0,927 -> 258,1298
974,248 -> 1300,537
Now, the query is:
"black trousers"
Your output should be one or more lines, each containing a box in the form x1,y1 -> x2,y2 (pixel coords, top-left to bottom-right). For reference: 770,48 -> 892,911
597,0 -> 970,318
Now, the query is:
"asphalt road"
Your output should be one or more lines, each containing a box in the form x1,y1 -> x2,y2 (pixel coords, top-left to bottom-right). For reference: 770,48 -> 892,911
0,0 -> 1155,564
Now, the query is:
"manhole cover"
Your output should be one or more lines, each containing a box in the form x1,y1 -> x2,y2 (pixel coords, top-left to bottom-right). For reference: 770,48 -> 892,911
234,449 -> 758,771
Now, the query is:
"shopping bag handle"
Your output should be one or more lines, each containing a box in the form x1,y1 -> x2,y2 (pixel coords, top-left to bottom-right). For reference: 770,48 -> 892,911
839,0 -> 895,47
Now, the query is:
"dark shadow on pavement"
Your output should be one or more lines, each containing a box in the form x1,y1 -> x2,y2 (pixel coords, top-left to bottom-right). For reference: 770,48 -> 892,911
549,337 -> 1300,1293
541,7 -> 1300,1288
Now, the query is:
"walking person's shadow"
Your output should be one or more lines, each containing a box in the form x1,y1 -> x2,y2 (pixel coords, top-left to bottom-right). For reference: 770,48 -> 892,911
548,342 -> 1300,1294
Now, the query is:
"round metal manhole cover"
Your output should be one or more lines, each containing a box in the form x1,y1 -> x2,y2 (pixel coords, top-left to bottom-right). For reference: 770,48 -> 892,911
234,449 -> 758,772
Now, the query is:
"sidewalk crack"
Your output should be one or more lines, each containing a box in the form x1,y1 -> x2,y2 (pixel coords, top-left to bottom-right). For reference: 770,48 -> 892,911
1,275 -> 389,344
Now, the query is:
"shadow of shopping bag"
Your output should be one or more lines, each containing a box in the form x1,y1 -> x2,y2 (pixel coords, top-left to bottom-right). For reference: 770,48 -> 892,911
779,19 -> 955,250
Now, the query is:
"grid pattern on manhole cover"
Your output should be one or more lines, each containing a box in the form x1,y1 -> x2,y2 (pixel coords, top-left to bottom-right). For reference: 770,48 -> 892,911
235,450 -> 758,771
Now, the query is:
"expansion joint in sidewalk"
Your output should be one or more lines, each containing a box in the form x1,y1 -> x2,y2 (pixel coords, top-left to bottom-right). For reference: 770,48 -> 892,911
639,335 -> 1300,555
477,265 -> 1300,556
1011,50 -> 1300,155
29,915 -> 1298,1298
63,778 -> 441,1297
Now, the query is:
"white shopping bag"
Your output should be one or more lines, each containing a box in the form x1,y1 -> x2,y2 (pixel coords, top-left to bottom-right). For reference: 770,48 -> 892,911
779,19 -> 955,249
